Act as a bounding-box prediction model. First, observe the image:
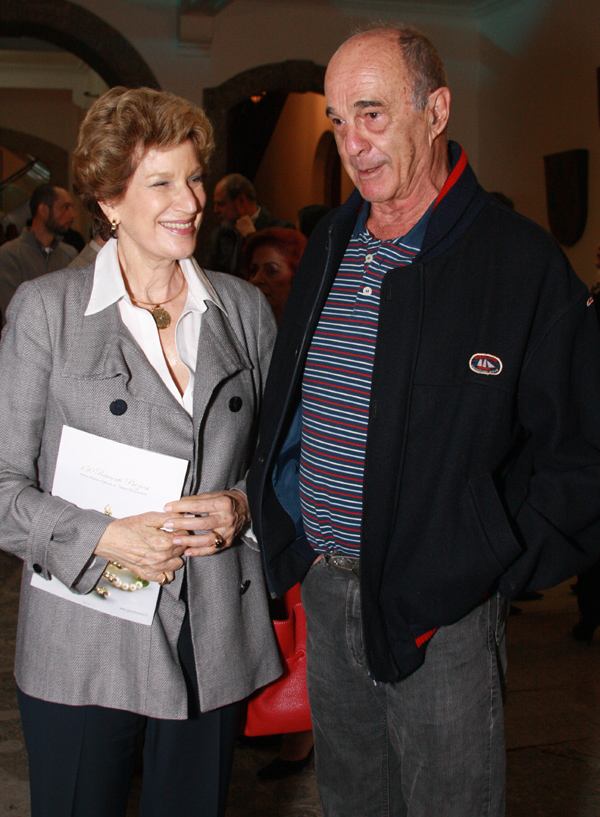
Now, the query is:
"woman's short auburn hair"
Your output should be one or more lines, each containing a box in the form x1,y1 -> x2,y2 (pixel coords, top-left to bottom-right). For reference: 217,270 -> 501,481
73,86 -> 215,240
241,227 -> 307,279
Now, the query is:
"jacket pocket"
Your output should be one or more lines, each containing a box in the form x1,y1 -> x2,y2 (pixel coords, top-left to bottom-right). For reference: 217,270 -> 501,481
468,473 -> 523,570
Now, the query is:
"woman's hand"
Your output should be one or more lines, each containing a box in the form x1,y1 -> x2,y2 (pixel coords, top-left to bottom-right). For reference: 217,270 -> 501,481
163,490 -> 251,557
94,512 -> 186,584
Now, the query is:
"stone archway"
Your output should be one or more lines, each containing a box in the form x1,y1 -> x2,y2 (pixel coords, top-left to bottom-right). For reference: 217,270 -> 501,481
2,0 -> 159,90
201,60 -> 326,244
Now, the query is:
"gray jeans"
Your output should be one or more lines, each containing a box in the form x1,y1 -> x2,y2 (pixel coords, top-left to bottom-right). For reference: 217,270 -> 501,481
301,558 -> 508,817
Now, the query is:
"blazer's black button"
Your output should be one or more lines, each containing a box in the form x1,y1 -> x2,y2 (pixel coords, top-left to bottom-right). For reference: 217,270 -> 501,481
229,396 -> 242,412
33,563 -> 42,574
110,400 -> 127,416
239,580 -> 251,595
257,454 -> 265,465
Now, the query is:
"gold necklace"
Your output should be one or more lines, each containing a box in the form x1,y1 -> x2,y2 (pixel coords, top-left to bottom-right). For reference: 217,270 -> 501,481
130,271 -> 186,329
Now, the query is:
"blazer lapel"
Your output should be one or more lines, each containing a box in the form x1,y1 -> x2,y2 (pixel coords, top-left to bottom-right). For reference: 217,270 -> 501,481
61,295 -> 252,426
191,301 -> 253,432
61,302 -> 186,412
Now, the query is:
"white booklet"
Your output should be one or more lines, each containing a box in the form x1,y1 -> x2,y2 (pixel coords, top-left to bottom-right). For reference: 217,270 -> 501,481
31,426 -> 189,625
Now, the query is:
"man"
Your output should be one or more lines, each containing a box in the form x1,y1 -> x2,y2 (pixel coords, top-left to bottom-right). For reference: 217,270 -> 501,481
0,184 -> 76,321
205,173 -> 291,276
247,23 -> 600,817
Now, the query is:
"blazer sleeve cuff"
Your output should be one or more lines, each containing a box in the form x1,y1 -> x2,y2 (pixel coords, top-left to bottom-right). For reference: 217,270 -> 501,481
27,497 -> 113,593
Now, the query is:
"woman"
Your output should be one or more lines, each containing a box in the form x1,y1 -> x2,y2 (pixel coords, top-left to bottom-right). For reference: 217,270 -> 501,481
243,227 -> 314,778
0,87 -> 281,817
242,227 -> 307,326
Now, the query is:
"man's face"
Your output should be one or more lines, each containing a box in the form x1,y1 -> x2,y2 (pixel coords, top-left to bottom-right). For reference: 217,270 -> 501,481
46,188 -> 75,235
213,181 -> 241,225
325,32 -> 435,208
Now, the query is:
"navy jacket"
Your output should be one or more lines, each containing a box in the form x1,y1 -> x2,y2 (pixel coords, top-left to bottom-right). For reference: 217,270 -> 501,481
247,142 -> 600,681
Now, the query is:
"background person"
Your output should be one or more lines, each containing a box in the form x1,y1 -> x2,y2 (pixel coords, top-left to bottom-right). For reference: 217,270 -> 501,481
0,86 -> 281,817
0,183 -> 76,322
243,226 -> 307,326
206,173 -> 291,277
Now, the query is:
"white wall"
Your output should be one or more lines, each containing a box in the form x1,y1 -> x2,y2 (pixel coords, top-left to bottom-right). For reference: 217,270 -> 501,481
0,88 -> 88,231
70,0 -> 480,158
477,0 -> 600,285
0,88 -> 84,162
4,0 -> 598,283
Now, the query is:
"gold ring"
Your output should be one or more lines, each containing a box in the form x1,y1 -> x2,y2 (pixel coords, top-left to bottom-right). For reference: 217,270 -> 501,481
158,573 -> 168,585
214,532 -> 225,549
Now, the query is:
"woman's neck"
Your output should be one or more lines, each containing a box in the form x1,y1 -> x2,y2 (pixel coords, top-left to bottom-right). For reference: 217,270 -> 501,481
117,244 -> 182,305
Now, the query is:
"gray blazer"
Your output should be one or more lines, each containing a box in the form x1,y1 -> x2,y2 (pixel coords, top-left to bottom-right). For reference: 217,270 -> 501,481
0,264 -> 282,717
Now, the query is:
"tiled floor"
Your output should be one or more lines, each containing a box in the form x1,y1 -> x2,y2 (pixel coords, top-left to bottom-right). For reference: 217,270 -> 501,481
1,549 -> 600,816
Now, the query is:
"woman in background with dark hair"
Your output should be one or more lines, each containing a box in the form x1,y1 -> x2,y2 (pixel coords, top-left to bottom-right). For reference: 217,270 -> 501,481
242,227 -> 307,326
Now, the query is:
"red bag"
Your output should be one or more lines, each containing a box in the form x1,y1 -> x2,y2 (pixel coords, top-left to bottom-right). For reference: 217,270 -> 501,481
244,583 -> 312,735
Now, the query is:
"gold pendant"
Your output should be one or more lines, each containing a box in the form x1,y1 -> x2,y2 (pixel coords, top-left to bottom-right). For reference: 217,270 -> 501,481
152,305 -> 171,329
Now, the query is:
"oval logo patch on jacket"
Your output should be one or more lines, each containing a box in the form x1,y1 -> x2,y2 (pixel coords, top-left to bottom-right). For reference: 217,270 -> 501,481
469,353 -> 503,376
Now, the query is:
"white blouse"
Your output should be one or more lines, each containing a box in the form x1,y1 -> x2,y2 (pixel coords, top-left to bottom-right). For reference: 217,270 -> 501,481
85,238 -> 225,415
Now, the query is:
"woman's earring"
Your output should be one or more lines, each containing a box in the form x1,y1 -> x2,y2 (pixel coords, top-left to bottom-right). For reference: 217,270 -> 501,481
110,218 -> 119,239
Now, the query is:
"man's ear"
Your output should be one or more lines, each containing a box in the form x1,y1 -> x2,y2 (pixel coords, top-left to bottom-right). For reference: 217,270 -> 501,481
37,203 -> 49,222
427,86 -> 451,144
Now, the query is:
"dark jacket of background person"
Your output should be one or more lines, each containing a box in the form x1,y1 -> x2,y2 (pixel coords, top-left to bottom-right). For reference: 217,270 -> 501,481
248,143 -> 600,683
206,206 -> 291,277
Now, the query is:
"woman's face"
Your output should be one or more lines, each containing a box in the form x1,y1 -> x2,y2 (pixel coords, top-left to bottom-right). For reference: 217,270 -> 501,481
101,140 -> 206,267
249,245 -> 295,324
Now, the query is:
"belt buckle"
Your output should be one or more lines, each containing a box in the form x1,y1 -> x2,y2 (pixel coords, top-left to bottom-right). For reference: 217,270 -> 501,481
326,553 -> 360,579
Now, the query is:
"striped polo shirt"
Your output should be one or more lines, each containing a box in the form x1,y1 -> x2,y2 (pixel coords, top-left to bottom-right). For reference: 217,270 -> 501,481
300,202 -> 431,557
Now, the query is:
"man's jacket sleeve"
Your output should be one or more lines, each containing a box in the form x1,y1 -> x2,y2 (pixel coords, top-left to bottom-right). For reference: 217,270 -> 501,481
500,288 -> 600,595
